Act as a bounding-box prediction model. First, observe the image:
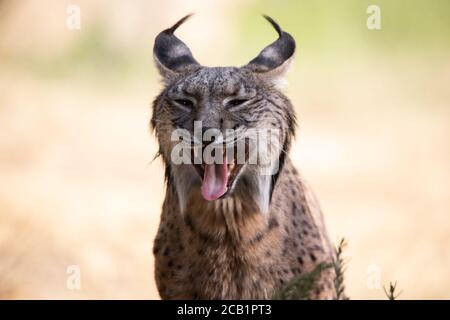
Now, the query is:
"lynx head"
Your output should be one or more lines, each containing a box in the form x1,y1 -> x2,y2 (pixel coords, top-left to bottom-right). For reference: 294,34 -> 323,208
151,15 -> 296,214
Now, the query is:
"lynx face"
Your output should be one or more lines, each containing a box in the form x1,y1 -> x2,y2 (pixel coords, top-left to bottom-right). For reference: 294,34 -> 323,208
151,15 -> 296,213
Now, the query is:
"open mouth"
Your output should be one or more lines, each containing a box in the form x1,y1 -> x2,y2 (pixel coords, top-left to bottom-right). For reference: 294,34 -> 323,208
194,161 -> 244,201
192,146 -> 247,201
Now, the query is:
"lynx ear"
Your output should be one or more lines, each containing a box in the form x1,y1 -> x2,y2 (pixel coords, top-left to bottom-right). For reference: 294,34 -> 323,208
244,16 -> 296,84
153,14 -> 200,81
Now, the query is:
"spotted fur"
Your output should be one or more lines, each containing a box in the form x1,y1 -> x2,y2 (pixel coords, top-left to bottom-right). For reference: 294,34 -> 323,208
150,15 -> 336,299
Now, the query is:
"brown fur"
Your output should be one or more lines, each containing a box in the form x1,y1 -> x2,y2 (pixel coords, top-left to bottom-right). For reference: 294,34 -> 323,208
151,16 -> 336,299
153,159 -> 336,299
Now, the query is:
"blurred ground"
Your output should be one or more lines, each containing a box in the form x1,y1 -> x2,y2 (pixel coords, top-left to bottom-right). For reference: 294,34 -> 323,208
0,0 -> 449,299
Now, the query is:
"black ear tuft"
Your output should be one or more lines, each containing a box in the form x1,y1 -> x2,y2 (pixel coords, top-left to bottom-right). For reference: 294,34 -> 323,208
154,14 -> 200,74
262,15 -> 282,36
165,13 -> 193,34
246,15 -> 296,73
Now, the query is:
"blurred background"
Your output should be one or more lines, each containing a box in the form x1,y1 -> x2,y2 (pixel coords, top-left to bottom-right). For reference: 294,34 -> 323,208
0,0 -> 449,299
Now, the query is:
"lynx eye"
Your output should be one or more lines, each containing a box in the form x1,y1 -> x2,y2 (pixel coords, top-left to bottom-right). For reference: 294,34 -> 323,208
227,99 -> 248,107
174,99 -> 194,108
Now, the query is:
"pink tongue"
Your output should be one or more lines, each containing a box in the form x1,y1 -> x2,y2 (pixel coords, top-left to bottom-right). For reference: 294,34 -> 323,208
201,163 -> 229,201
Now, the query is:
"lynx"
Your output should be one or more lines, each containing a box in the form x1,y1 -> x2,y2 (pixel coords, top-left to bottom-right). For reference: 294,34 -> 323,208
151,15 -> 336,299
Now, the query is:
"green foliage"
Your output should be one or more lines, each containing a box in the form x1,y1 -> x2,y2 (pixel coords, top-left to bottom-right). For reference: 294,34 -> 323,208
272,262 -> 332,300
236,0 -> 450,59
1,21 -> 150,82
272,237 -> 404,300
272,238 -> 348,300
333,238 -> 348,300
384,281 -> 402,300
